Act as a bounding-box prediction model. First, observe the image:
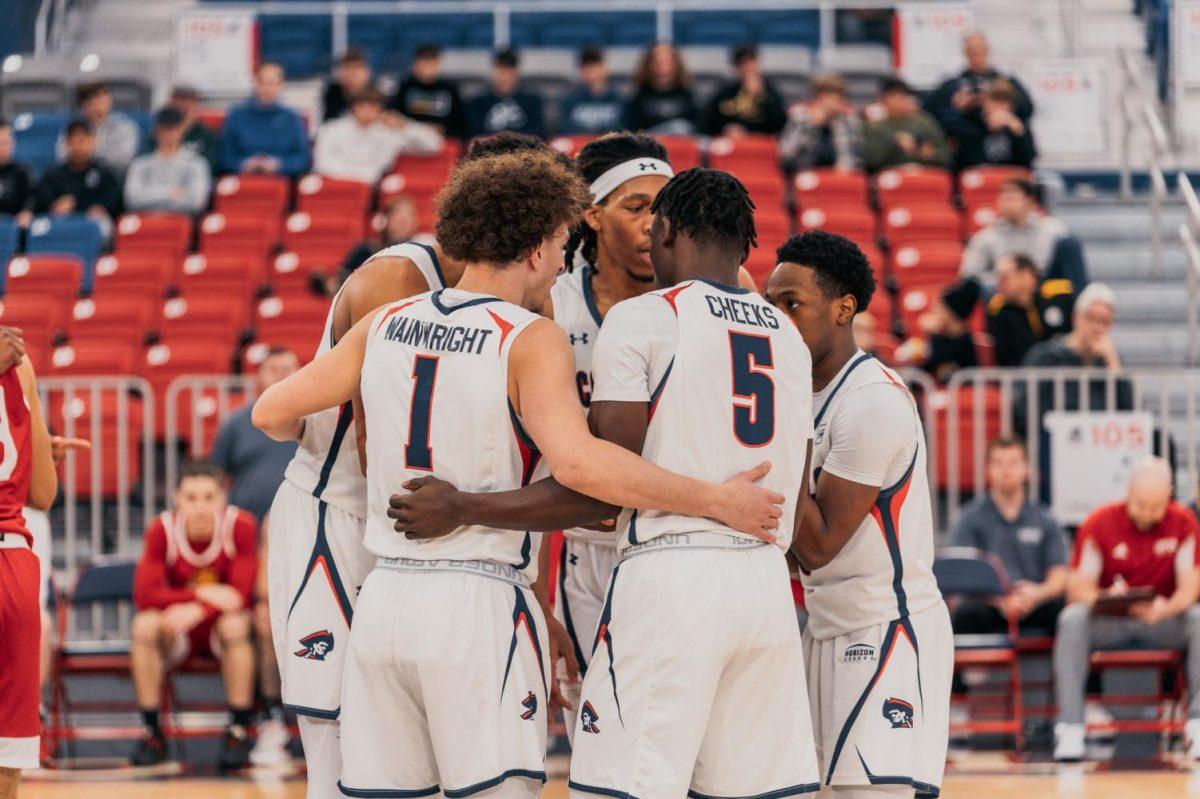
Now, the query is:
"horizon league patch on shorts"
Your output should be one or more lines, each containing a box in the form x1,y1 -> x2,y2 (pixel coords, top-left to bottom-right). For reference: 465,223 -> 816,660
841,643 -> 877,662
882,697 -> 914,729
294,629 -> 334,660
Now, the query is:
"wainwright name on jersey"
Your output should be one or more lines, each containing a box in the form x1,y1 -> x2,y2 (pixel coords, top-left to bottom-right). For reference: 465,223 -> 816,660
592,278 -> 813,551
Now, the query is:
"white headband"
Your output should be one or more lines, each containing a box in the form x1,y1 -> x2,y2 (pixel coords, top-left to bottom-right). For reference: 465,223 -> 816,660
589,158 -> 674,203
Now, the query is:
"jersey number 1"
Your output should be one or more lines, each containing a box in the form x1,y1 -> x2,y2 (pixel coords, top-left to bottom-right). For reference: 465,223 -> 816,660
729,331 -> 775,447
404,356 -> 439,470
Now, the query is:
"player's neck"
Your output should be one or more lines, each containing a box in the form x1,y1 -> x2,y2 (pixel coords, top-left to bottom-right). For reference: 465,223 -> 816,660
811,335 -> 860,392
590,256 -> 653,316
455,263 -> 529,308
670,261 -> 742,290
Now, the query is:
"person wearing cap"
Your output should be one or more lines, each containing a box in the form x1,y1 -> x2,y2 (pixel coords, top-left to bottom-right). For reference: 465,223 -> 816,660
123,106 -> 212,215
56,81 -> 141,174
322,48 -> 376,122
558,47 -> 625,135
1052,457 -> 1200,761
464,48 -> 546,140
895,278 -> 979,384
312,88 -> 443,185
168,86 -> 220,175
864,77 -> 950,172
987,253 -> 1075,367
390,44 -> 466,138
778,73 -> 864,173
702,43 -> 787,137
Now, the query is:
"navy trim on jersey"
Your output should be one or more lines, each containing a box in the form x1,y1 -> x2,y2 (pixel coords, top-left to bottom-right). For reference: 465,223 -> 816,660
558,540 -> 590,675
507,399 -> 538,453
855,750 -> 940,797
595,561 -> 625,725
875,449 -> 918,619
287,501 -> 355,629
408,241 -> 445,288
626,509 -> 640,546
516,532 -> 533,570
284,703 -> 339,720
694,276 -> 752,295
581,265 -> 604,326
813,352 -> 874,428
687,784 -> 821,799
824,619 -> 901,782
649,358 -> 674,407
312,401 -> 354,499
443,770 -> 548,798
337,781 -> 439,798
500,586 -> 549,699
567,781 -> 640,799
430,289 -> 501,315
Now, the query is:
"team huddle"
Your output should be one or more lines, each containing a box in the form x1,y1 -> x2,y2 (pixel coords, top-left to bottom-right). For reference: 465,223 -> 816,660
250,131 -> 953,799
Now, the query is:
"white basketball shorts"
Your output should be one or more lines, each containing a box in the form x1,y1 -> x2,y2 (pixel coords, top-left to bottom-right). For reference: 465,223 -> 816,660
568,535 -> 821,799
803,602 -> 953,798
338,559 -> 550,799
266,479 -> 374,720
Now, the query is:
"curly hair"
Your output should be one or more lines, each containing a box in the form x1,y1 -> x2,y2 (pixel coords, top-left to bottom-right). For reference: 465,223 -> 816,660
650,168 -> 756,256
463,131 -> 569,167
436,151 -> 590,265
564,132 -> 669,270
776,231 -> 875,314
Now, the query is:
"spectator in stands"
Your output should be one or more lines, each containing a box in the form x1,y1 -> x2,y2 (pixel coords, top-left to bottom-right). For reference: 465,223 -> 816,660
169,85 -> 220,175
464,49 -> 546,140
322,48 -> 376,122
863,77 -> 950,172
0,118 -> 32,221
220,62 -> 311,177
391,44 -> 466,139
123,107 -> 212,216
947,78 -> 1037,171
129,461 -> 258,770
778,73 -> 864,173
925,32 -> 1034,135
32,119 -> 121,239
703,43 -> 787,137
210,347 -> 300,522
895,279 -> 979,383
57,81 -> 141,174
960,178 -> 1068,287
340,195 -> 422,280
625,42 -> 699,135
1053,457 -> 1200,761
313,88 -> 443,185
952,437 -> 1067,636
986,254 -> 1075,367
558,47 -> 626,136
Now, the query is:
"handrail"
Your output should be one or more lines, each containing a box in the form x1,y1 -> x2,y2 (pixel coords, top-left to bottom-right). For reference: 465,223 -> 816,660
1181,169 -> 1200,367
1118,49 -> 1170,280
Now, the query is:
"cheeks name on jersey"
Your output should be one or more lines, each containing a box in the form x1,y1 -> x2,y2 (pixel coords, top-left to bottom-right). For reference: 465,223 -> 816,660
705,295 -> 780,330
384,315 -> 494,356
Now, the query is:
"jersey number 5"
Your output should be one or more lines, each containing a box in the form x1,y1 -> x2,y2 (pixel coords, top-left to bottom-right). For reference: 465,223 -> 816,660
404,356 -> 439,470
729,331 -> 775,447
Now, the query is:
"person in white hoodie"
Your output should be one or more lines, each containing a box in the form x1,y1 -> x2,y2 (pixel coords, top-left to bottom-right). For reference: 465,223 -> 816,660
313,88 -> 443,185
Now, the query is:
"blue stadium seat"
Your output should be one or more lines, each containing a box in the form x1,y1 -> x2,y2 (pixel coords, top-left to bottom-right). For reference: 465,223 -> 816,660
259,13 -> 332,78
25,215 -> 103,293
0,216 -> 18,284
347,14 -> 400,73
508,12 -> 652,48
673,9 -> 820,46
11,110 -> 71,178
390,12 -> 493,52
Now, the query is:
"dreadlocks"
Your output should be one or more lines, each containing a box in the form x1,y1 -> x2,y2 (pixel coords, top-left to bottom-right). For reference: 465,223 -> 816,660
564,132 -> 669,271
650,168 -> 757,258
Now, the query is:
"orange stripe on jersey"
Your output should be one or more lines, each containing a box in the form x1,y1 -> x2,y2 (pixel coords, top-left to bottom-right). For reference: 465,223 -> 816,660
660,281 -> 694,316
870,467 -> 914,544
487,309 -> 516,352
373,298 -> 424,334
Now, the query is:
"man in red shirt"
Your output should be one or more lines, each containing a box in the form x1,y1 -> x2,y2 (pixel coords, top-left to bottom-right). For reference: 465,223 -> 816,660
129,461 -> 258,771
1052,457 -> 1200,761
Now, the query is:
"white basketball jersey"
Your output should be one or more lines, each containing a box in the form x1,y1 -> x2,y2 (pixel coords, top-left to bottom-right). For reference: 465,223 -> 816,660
283,242 -> 446,520
591,279 -> 813,552
361,288 -> 545,577
802,351 -> 943,640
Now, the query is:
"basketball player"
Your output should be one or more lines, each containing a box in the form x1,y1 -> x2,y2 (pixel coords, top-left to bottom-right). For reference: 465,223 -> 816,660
390,168 -> 819,799
765,231 -> 952,799
253,153 -> 783,799
0,342 -> 59,799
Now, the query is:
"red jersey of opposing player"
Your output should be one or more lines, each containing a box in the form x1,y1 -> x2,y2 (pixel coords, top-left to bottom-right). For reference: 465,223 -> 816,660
1072,500 -> 1200,598
133,507 -> 258,657
0,365 -> 32,542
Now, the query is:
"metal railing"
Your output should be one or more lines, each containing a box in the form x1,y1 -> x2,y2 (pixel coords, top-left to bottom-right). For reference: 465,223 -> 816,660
163,374 -> 258,501
1180,171 -> 1200,366
1118,49 -> 1171,278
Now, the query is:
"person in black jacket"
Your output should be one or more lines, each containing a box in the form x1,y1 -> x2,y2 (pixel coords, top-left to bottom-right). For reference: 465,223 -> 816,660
625,42 -> 699,135
0,119 -> 32,220
322,48 -> 376,122
391,43 -> 466,139
949,79 -> 1037,171
703,44 -> 786,136
32,119 -> 121,237
924,32 -> 1034,131
986,254 -> 1074,367
464,49 -> 546,140
896,279 -> 980,384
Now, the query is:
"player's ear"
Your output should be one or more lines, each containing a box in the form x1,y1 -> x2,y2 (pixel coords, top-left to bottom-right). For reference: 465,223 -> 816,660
658,216 -> 676,247
835,293 -> 857,325
582,204 -> 603,232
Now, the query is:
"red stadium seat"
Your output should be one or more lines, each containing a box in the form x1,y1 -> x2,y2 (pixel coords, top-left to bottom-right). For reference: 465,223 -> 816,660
213,174 -> 290,218
378,172 -> 442,232
793,169 -> 869,208
256,293 -> 330,333
296,174 -> 372,229
174,386 -> 251,455
282,212 -> 363,256
0,294 -> 68,352
706,134 -> 777,167
896,283 -> 939,336
176,253 -> 260,298
963,202 -> 997,237
114,213 -> 192,260
198,213 -> 276,276
958,165 -> 1031,209
46,392 -> 144,499
874,166 -> 953,208
890,242 -> 964,289
196,107 -> 226,133
881,203 -> 962,247
271,250 -> 344,296
657,135 -> 701,171
49,340 -> 139,376
143,340 -> 237,439
156,295 -> 250,345
6,255 -> 82,299
68,294 -> 156,343
797,206 -> 876,248
934,384 -> 1003,489
91,253 -> 175,299
550,135 -> 597,158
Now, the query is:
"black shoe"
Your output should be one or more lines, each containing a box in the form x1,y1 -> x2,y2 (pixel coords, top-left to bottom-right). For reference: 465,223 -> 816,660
130,732 -> 167,766
219,725 -> 252,771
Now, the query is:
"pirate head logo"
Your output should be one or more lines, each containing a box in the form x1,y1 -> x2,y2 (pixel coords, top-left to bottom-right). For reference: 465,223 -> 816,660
520,691 -> 537,720
882,697 -> 914,729
580,701 -> 600,734
294,630 -> 334,661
